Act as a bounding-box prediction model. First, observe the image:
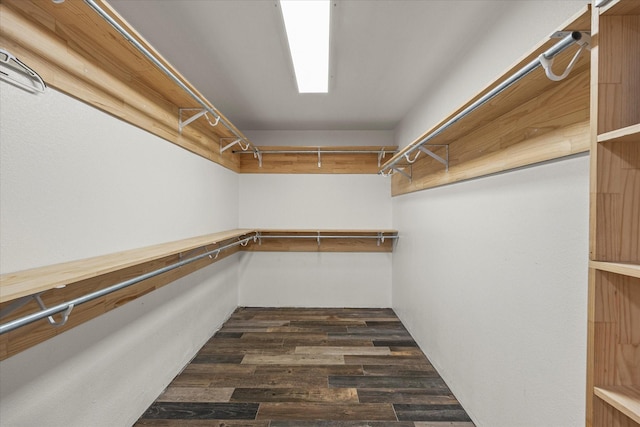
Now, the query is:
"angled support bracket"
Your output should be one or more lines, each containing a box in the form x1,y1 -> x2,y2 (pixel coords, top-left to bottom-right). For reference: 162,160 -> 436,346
418,144 -> 449,171
179,108 -> 220,133
392,165 -> 412,181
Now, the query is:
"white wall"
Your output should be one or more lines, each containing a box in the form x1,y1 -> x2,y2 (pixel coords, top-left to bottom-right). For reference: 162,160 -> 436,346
392,156 -> 589,426
238,141 -> 393,307
0,84 -> 240,426
392,3 -> 590,425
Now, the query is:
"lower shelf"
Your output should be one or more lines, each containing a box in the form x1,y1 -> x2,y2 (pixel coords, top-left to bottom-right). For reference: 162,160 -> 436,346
594,386 -> 640,424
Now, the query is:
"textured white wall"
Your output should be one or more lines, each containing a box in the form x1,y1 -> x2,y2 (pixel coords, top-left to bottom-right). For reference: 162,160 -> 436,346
391,2 -> 589,425
0,84 -> 240,426
392,156 -> 589,426
239,171 -> 393,307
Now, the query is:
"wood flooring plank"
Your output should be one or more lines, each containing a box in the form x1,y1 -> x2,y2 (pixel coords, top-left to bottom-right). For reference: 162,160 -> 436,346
191,354 -> 245,364
156,387 -> 234,403
344,355 -> 430,366
136,420 -> 270,427
374,340 -> 418,347
242,354 -> 345,365
269,422 -> 416,427
295,346 -> 391,356
139,402 -> 259,420
256,403 -> 397,421
394,404 -> 473,422
329,376 -> 449,390
181,364 -> 256,375
230,387 -> 359,403
358,389 -> 459,405
363,364 -> 437,377
253,365 -> 364,377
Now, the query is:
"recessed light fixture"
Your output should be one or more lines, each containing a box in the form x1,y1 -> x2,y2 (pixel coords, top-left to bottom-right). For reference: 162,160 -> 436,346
280,0 -> 330,93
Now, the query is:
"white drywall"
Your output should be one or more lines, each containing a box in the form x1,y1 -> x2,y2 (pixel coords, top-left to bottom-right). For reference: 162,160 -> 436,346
392,156 -> 589,426
0,84 -> 240,426
239,157 -> 393,307
391,3 -> 589,425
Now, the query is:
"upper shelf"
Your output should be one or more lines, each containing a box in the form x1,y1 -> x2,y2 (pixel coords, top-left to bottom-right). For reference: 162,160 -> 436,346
380,6 -> 591,196
0,0 -> 256,171
597,124 -> 640,144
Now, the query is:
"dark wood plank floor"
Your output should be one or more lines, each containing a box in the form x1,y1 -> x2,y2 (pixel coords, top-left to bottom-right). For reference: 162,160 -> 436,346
135,307 -> 474,427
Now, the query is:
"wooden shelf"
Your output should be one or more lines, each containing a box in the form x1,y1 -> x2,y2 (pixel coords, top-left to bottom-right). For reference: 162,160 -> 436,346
594,386 -> 640,424
247,230 -> 398,253
239,146 -> 398,174
597,123 -> 640,144
381,6 -> 591,196
590,261 -> 640,278
599,0 -> 640,16
0,0 -> 251,171
0,229 -> 255,304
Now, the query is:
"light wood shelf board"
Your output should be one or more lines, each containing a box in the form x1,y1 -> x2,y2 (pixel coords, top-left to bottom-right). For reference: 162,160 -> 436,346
599,0 -> 640,16
240,146 -> 398,174
382,5 -> 591,171
598,124 -> 640,144
0,0 -> 245,171
391,120 -> 590,195
595,386 -> 640,424
0,229 -> 255,303
591,261 -> 640,278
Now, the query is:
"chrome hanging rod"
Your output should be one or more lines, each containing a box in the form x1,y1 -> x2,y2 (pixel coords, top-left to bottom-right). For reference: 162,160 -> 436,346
83,0 -> 259,157
232,149 -> 397,155
379,31 -> 588,175
0,234 -> 258,335
258,235 -> 398,239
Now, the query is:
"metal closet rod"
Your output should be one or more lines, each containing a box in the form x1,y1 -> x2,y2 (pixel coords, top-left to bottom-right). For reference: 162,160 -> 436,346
380,31 -> 586,175
0,234 -> 257,335
258,234 -> 398,239
232,149 -> 398,155
83,0 -> 258,155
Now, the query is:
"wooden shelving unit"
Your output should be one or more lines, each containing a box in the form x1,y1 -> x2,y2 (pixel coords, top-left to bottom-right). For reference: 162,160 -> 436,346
246,230 -> 398,252
238,146 -> 398,174
0,228 -> 398,359
380,6 -> 592,196
587,1 -> 640,426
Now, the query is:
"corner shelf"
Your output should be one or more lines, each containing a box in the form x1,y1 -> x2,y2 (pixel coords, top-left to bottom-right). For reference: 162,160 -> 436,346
594,386 -> 640,425
380,6 -> 591,196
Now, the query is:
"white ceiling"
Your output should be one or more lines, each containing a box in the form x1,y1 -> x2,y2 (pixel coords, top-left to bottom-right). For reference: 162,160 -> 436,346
108,0 -> 512,131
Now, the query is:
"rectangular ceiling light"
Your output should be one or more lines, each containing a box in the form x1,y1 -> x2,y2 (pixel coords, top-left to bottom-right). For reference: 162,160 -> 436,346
280,0 -> 330,93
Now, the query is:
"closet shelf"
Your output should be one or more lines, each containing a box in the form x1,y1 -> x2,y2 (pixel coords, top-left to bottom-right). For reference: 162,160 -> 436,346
590,261 -> 640,279
597,123 -> 640,144
237,146 -> 398,174
0,228 -> 398,358
0,229 -> 255,304
380,6 -> 591,196
598,0 -> 640,16
248,230 -> 398,253
594,386 -> 640,424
